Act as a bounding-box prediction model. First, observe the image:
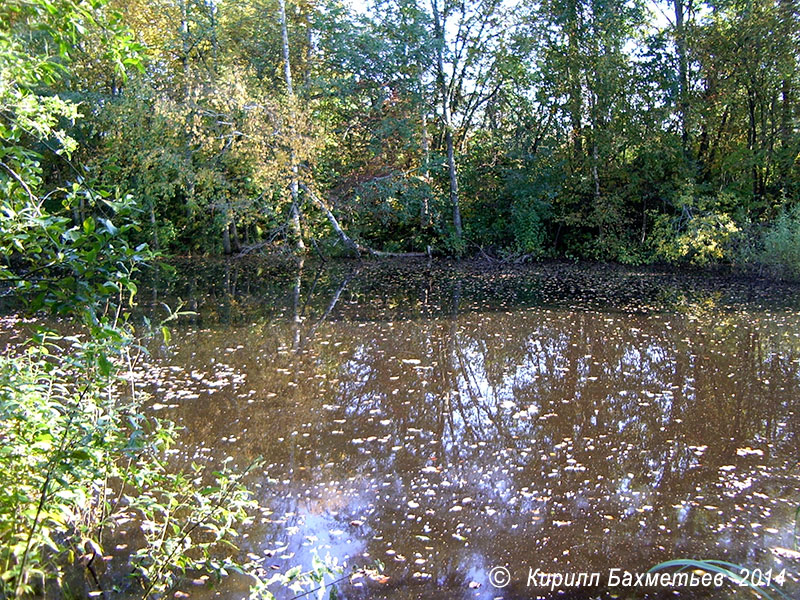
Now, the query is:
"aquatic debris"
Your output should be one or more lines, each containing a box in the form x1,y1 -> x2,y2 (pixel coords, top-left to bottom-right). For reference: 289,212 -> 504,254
771,547 -> 800,560
736,447 -> 764,457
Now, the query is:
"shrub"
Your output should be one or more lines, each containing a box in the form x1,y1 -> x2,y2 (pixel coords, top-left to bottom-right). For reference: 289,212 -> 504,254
510,198 -> 550,258
758,205 -> 800,279
650,187 -> 741,267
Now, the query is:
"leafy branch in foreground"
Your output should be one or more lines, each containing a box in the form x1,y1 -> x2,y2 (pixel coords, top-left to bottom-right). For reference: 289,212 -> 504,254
128,458 -> 262,599
0,326 -> 168,597
249,553 -> 348,600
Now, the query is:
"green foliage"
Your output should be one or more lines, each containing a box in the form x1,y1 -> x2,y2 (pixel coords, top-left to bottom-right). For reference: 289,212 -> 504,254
347,173 -> 440,252
509,198 -> 549,257
651,210 -> 740,266
128,459 -> 261,599
2,2 -> 341,598
758,206 -> 800,279
1,188 -> 149,319
0,336 -> 165,597
8,0 -> 792,264
736,205 -> 800,280
249,553 -> 345,600
459,135 -> 553,258
648,183 -> 742,266
0,324 -> 330,599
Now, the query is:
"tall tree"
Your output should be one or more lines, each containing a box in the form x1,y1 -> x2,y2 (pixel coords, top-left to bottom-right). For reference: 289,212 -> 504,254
673,0 -> 692,155
279,0 -> 306,251
430,0 -> 462,248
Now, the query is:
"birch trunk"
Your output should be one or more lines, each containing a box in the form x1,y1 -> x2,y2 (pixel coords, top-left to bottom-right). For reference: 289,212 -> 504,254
180,0 -> 195,217
431,0 -> 462,250
421,83 -> 431,227
279,0 -> 305,252
298,184 -> 427,258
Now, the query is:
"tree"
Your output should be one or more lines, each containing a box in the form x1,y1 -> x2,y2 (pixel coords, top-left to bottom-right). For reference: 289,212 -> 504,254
428,0 -> 514,252
279,0 -> 306,251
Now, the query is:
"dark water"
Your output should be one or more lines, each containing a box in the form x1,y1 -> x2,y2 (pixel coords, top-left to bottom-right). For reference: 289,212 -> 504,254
131,259 -> 800,599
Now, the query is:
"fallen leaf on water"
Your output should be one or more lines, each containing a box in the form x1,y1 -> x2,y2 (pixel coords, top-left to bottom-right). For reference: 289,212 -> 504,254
772,547 -> 800,560
367,572 -> 390,584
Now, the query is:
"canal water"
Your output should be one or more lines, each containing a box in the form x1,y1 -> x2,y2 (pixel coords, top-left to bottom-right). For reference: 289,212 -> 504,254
130,259 -> 800,599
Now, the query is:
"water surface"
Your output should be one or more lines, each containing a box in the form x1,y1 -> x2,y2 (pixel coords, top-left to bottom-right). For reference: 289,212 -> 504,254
132,259 -> 800,599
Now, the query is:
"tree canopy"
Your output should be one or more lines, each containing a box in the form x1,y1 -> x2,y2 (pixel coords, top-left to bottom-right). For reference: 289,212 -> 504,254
2,0 -> 800,268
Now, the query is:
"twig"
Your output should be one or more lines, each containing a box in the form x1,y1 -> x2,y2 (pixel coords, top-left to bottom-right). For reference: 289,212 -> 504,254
288,569 -> 364,600
140,460 -> 261,600
0,161 -> 40,209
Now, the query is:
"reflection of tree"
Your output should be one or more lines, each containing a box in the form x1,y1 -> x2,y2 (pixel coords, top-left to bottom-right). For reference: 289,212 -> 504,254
137,266 -> 800,599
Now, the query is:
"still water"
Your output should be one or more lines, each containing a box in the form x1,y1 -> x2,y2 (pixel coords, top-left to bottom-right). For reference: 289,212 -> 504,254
133,259 -> 800,599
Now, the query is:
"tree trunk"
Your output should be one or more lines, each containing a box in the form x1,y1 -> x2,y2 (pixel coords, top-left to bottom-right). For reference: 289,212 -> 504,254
674,0 -> 690,154
304,10 -> 313,89
431,0 -> 462,250
586,15 -> 602,234
230,222 -> 242,253
292,257 -> 303,351
150,203 -> 159,251
445,127 -> 462,243
298,183 -> 427,258
567,0 -> 583,160
180,0 -> 191,103
298,183 -> 360,255
279,0 -> 305,252
222,221 -> 232,255
209,0 -> 219,74
748,90 -> 759,200
589,84 -> 602,233
420,76 -> 431,228
180,0 -> 196,211
779,78 -> 793,188
778,0 -> 795,190
592,141 -> 601,204
279,0 -> 295,115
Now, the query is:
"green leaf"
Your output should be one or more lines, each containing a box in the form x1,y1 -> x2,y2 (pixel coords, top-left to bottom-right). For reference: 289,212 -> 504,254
71,449 -> 91,460
97,353 -> 113,377
100,218 -> 118,235
285,566 -> 302,581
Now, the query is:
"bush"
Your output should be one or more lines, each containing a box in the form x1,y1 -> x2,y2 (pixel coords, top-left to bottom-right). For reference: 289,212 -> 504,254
649,185 -> 741,266
735,204 -> 800,280
759,205 -> 800,277
510,198 -> 550,257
